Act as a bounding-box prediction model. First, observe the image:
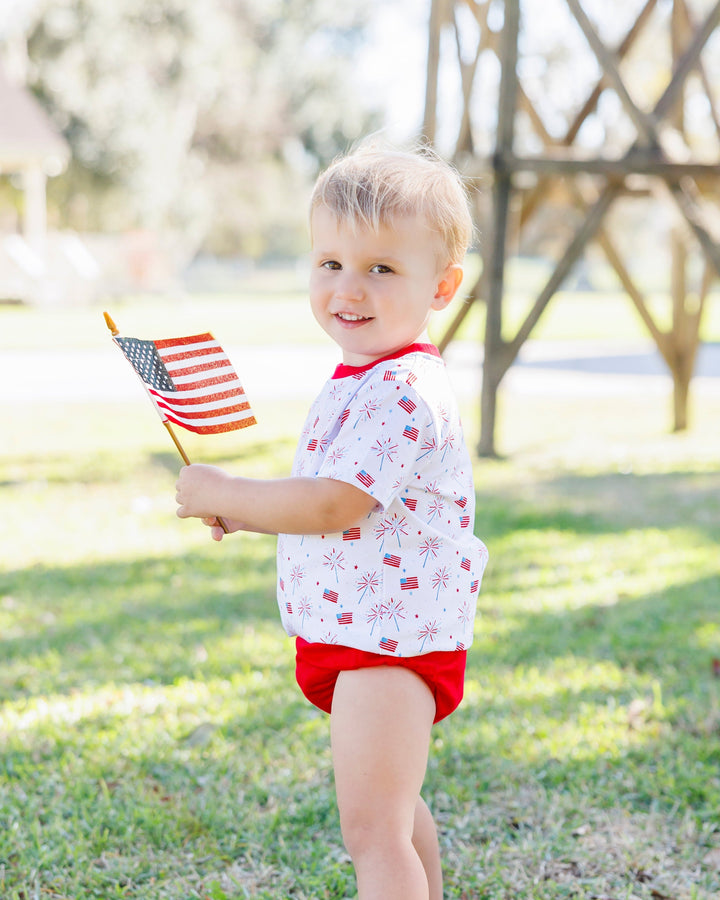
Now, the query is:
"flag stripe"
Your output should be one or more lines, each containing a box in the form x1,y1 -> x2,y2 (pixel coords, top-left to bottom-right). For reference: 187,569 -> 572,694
167,365 -> 237,385
162,406 -> 256,427
161,343 -> 224,362
152,396 -> 252,419
154,333 -> 215,350
163,411 -> 256,434
164,360 -> 234,379
149,386 -> 246,406
162,351 -> 231,371
116,330 -> 256,435
167,373 -> 240,391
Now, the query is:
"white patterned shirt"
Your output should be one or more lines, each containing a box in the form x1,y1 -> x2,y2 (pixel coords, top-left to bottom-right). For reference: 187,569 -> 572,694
276,343 -> 488,656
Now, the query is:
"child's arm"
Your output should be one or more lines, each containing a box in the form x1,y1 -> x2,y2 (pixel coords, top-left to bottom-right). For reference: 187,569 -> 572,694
175,463 -> 377,537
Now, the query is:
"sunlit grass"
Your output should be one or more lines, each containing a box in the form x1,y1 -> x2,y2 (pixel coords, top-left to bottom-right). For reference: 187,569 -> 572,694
2,259 -> 719,351
1,296 -> 720,898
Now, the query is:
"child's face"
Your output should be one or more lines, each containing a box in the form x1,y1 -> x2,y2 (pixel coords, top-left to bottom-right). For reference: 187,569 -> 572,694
309,205 -> 463,367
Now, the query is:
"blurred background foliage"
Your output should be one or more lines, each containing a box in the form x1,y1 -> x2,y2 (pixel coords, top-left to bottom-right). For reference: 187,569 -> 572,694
6,0 -> 383,259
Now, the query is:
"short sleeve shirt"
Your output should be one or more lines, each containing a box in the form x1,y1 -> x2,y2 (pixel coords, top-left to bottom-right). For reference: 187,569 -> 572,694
276,343 -> 488,657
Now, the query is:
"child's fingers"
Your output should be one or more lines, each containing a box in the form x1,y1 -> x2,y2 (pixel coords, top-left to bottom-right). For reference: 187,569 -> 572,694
201,516 -> 225,542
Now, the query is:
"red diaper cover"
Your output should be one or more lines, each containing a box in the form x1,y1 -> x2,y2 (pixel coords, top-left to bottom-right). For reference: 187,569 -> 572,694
295,637 -> 467,723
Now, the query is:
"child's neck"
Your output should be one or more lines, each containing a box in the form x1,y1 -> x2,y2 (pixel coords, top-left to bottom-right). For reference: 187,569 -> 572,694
333,342 -> 440,379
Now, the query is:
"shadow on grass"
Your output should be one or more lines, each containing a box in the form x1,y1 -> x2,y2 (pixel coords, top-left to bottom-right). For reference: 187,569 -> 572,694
477,469 -> 720,539
0,436 -> 297,489
0,543 -> 283,700
2,465 -> 719,897
471,572 -> 720,674
2,467 -> 718,702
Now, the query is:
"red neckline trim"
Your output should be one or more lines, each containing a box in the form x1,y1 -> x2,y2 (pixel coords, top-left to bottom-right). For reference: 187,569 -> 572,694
332,343 -> 440,380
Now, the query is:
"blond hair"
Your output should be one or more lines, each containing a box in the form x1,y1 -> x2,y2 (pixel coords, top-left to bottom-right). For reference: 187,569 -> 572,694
310,139 -> 474,266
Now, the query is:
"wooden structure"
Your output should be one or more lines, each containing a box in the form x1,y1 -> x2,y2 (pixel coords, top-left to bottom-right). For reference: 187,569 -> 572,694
0,63 -> 69,254
424,0 -> 720,455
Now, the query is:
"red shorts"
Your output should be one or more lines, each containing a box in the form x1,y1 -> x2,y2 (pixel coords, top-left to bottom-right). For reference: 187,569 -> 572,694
295,637 -> 466,724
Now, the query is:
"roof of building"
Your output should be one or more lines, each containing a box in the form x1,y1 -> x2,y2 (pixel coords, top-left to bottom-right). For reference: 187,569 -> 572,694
0,64 -> 69,173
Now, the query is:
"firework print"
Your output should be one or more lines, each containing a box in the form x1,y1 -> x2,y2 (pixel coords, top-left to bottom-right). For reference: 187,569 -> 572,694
277,343 -> 488,656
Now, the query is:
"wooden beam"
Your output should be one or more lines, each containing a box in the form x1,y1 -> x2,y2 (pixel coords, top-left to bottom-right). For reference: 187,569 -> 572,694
654,0 -> 720,122
485,152 -> 720,179
452,3 -> 485,155
565,0 -> 659,145
565,0 -> 657,147
436,279 -> 480,354
664,179 -> 720,277
480,0 -> 519,457
677,0 -> 720,148
519,0 -> 659,227
423,0 -> 447,142
505,183 -> 621,366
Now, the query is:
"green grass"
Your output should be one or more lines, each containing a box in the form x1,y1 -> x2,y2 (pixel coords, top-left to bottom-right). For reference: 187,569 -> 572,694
2,254 -> 718,351
1,293 -> 720,898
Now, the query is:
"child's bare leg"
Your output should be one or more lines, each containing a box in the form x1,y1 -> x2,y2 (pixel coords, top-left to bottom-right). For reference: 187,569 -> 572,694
331,667 -> 436,900
413,796 -> 443,900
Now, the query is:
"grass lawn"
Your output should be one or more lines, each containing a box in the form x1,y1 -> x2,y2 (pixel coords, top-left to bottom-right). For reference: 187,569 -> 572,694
1,291 -> 719,899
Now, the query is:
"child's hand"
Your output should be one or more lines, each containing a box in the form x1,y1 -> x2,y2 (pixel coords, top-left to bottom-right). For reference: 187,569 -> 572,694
201,515 -> 244,542
175,464 -> 228,521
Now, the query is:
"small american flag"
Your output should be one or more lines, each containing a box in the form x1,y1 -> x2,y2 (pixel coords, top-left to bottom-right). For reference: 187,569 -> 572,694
337,612 -> 353,625
286,602 -> 293,614
343,527 -> 361,541
383,553 -> 401,567
461,557 -> 471,571
323,588 -> 339,603
356,469 -> 375,488
400,576 -> 419,591
470,579 -> 479,593
307,438 -> 318,451
460,515 -> 471,528
379,637 -> 399,653
455,496 -> 468,508
403,425 -> 419,441
401,497 -> 418,511
398,395 -> 416,414
114,331 -> 256,434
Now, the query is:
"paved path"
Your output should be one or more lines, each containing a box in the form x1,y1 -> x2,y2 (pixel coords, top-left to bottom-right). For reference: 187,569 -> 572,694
3,339 -> 720,406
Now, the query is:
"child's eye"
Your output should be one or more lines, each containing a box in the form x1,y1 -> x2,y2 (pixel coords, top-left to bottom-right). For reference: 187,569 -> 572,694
370,264 -> 393,274
321,259 -> 342,270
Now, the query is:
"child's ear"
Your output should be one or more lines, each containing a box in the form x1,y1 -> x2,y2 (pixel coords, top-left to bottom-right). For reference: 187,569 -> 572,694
432,265 -> 464,311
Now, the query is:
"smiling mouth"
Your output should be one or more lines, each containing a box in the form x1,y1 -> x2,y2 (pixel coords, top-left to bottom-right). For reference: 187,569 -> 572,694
336,312 -> 372,323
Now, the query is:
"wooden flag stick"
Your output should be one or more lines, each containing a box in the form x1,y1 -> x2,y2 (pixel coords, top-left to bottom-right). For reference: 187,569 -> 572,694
162,420 -> 191,465
104,311 -> 229,534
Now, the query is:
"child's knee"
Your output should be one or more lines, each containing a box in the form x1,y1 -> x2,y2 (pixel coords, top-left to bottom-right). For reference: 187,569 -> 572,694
339,815 -> 374,859
340,813 -> 412,862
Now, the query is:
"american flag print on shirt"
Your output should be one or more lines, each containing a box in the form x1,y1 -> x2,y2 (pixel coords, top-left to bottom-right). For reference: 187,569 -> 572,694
400,576 -> 419,590
379,637 -> 399,653
276,344 -> 488,658
115,332 -> 256,434
356,469 -> 375,488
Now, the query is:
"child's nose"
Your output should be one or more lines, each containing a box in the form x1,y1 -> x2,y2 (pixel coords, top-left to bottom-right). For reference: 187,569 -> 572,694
334,270 -> 364,301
